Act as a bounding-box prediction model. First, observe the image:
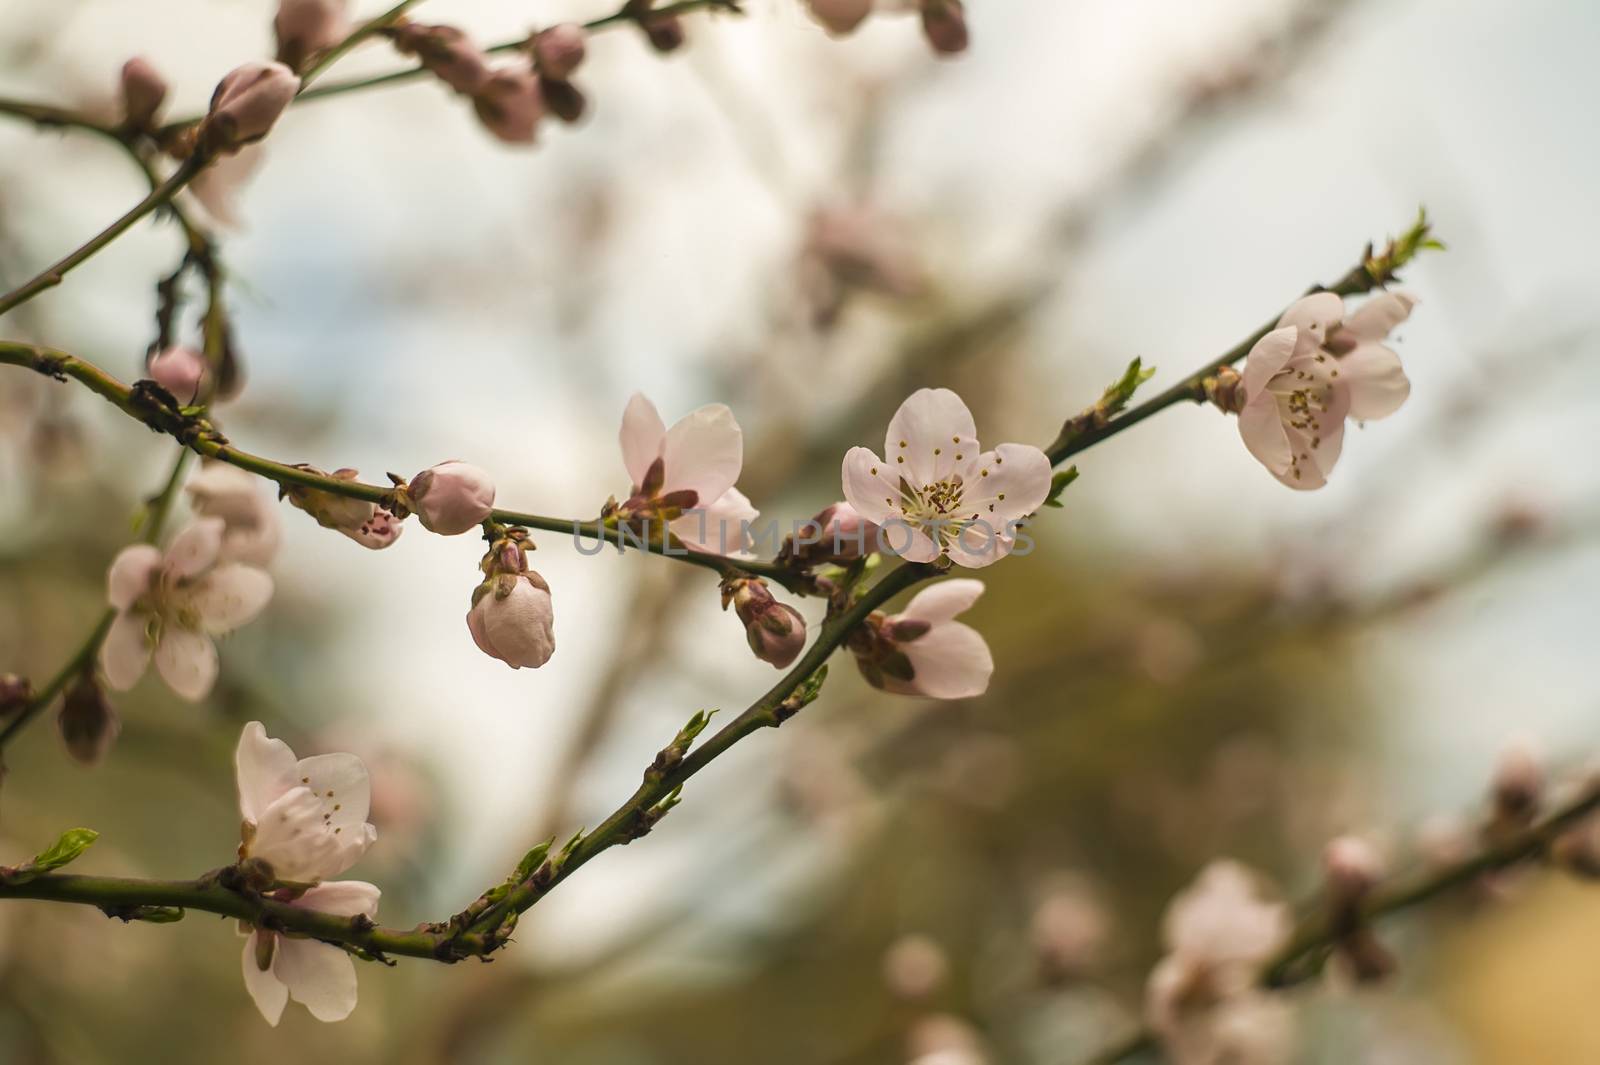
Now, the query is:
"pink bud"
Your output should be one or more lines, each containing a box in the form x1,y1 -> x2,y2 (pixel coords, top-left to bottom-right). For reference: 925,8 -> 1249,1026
785,501 -> 879,566
58,674 -> 120,766
472,64 -> 544,144
919,0 -> 968,55
533,24 -> 587,82
541,78 -> 587,124
202,61 -> 300,151
467,572 -> 555,669
1492,739 -> 1543,824
747,603 -> 806,669
392,23 -> 491,95
408,461 -> 496,535
1322,835 -> 1384,901
275,0 -> 351,72
806,0 -> 872,36
120,57 -> 169,129
146,345 -> 211,404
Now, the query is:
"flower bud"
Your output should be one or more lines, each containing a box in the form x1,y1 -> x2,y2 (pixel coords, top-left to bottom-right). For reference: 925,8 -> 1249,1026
641,13 -> 686,53
1323,834 -> 1384,903
1204,365 -> 1246,413
146,345 -> 212,404
391,23 -> 491,95
1492,739 -> 1543,826
201,61 -> 300,152
283,467 -> 404,549
782,501 -> 879,567
540,77 -> 587,124
0,673 -> 32,716
727,578 -> 806,669
275,0 -> 351,72
407,461 -> 496,535
468,571 -> 555,669
533,24 -> 587,82
58,674 -> 120,766
806,0 -> 872,36
120,57 -> 169,129
919,0 -> 969,55
472,64 -> 544,144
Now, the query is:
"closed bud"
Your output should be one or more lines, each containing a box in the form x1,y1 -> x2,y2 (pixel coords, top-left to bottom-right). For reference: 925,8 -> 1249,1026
748,603 -> 806,669
58,674 -> 120,766
1323,834 -> 1384,902
407,460 -> 496,535
201,61 -> 300,152
392,23 -> 491,95
1204,365 -> 1246,414
0,673 -> 32,715
275,0 -> 351,72
643,14 -> 686,53
919,0 -> 969,55
495,539 -> 526,575
120,57 -> 169,129
783,501 -> 879,567
472,64 -> 544,144
805,0 -> 872,36
1492,739 -> 1543,826
146,345 -> 212,405
467,571 -> 555,669
533,24 -> 587,82
540,77 -> 587,124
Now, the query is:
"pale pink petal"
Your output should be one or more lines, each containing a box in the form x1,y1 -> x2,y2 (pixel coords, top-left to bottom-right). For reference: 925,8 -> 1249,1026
99,610 -> 153,691
660,403 -> 743,504
957,443 -> 1052,527
877,521 -> 941,563
1343,291 -> 1417,343
670,486 -> 758,555
885,388 -> 977,488
1237,392 -> 1293,478
841,447 -> 901,525
187,143 -> 265,230
619,392 -> 667,490
897,579 -> 984,625
901,621 -> 993,699
944,529 -> 1018,569
236,721 -> 300,823
293,880 -> 381,920
241,932 -> 288,1026
163,518 -> 225,579
466,597 -> 497,658
183,564 -> 274,634
107,545 -> 161,609
293,752 -> 374,839
273,937 -> 358,1022
1340,343 -> 1410,421
1239,326 -> 1297,401
153,626 -> 218,701
482,578 -> 555,669
250,786 -> 353,882
1274,292 -> 1343,354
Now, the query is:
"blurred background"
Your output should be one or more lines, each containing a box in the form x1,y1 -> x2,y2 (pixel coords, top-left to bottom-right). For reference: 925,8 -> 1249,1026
2,0 -> 1599,1061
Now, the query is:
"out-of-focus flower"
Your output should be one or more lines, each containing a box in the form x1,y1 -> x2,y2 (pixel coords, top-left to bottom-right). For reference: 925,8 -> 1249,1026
468,540 -> 555,669
472,62 -> 544,143
57,673 -> 120,765
631,1 -> 686,53
801,204 -> 925,324
186,144 -> 266,229
882,933 -> 949,1001
907,1014 -> 989,1065
274,0 -> 350,71
1490,737 -> 1543,828
1321,835 -> 1396,984
391,23 -> 491,95
0,673 -> 30,715
100,518 -> 274,701
725,578 -> 806,669
919,0 -> 969,54
146,345 -> 211,405
616,392 -> 758,556
185,462 -> 281,566
404,461 -> 495,535
805,0 -> 873,36
282,468 -> 404,549
1030,877 -> 1109,983
533,24 -> 587,82
200,61 -> 300,152
1145,861 -> 1294,1065
849,579 -> 992,699
1233,291 -> 1416,490
234,722 -> 379,1025
842,388 -> 1050,567
119,57 -> 168,129
781,501 -> 880,567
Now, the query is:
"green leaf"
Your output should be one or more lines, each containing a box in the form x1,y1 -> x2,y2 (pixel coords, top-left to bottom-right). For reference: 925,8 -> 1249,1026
32,828 -> 98,873
1098,358 -> 1156,419
510,841 -> 552,884
1042,466 -> 1079,508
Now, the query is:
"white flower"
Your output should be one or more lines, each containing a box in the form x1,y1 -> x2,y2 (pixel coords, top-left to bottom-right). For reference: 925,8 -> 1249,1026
185,462 -> 281,566
1237,291 -> 1416,490
99,518 -> 273,701
852,579 -> 993,699
186,144 -> 265,230
467,571 -> 555,669
1146,862 -> 1294,1065
406,460 -> 496,535
842,388 -> 1050,568
618,392 -> 758,556
234,722 -> 379,1026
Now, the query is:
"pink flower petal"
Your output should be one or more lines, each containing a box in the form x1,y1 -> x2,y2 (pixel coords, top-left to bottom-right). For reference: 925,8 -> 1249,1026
163,518 -> 226,579
900,620 -> 993,699
153,626 -> 218,701
236,721 -> 300,824
293,880 -> 381,920
1340,342 -> 1410,420
618,392 -> 667,490
885,388 -> 977,489
99,610 -> 153,691
183,564 -> 274,634
896,579 -> 984,625
107,544 -> 161,610
1344,291 -> 1417,343
841,447 -> 901,525
241,932 -> 289,1026
660,403 -> 743,505
1239,326 -> 1297,401
273,936 -> 358,1022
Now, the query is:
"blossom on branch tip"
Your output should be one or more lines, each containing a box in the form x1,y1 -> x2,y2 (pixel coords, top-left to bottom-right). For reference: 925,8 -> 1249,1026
725,578 -> 806,669
234,722 -> 379,1025
119,57 -> 168,130
274,0 -> 351,72
842,388 -> 1050,567
616,392 -> 757,556
404,461 -> 495,535
145,345 -> 211,406
472,62 -> 545,144
201,61 -> 300,152
185,462 -> 282,566
468,571 -> 556,669
848,579 -> 993,699
99,518 -> 274,701
1234,291 -> 1416,490
282,468 -> 403,549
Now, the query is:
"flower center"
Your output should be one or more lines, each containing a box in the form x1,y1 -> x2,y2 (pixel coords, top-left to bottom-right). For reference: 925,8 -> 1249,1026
900,476 -> 973,542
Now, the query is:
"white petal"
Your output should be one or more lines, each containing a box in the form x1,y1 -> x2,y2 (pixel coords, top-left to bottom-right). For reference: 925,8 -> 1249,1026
1274,291 -> 1344,350
100,610 -> 153,691
944,529 -> 1018,569
885,388 -> 977,488
901,621 -> 993,699
250,786 -> 365,882
184,565 -> 274,633
107,545 -> 161,610
153,627 -> 218,701
293,880 -> 381,920
618,392 -> 667,490
660,403 -> 742,505
897,579 -> 984,625
1344,290 -> 1417,343
241,932 -> 288,1026
1237,392 -> 1294,478
162,518 -> 225,579
841,447 -> 901,525
670,486 -> 759,555
273,937 -> 359,1023
466,597 -> 497,659
236,721 -> 300,823
293,752 -> 374,839
958,443 -> 1052,527
1340,342 -> 1410,420
1239,326 -> 1298,401
877,521 -> 941,563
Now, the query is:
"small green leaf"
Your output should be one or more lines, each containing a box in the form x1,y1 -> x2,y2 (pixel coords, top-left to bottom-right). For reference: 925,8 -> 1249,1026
1043,466 -> 1079,508
33,828 -> 98,873
510,841 -> 552,884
